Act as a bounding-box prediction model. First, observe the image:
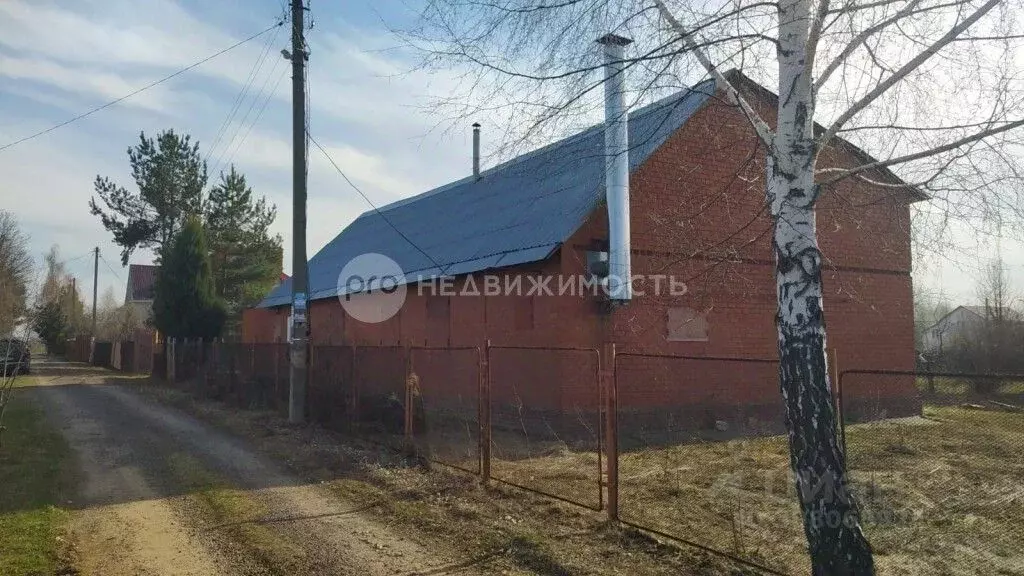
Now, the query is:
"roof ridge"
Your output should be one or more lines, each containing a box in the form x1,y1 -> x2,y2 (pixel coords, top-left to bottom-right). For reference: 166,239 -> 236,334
257,78 -> 717,308
368,79 -> 718,216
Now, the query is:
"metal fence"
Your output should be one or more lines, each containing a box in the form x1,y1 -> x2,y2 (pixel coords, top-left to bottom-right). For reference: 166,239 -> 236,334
488,346 -> 603,510
614,353 -> 801,575
166,342 -> 1024,576
838,369 -> 1024,576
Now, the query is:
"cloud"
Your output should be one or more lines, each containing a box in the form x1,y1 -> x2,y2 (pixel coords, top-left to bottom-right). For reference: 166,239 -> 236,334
0,0 -> 541,298
0,54 -> 176,113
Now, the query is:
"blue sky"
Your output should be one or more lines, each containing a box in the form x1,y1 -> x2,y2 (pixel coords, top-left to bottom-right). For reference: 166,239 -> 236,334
1,0 -> 1020,311
0,0 -> 480,305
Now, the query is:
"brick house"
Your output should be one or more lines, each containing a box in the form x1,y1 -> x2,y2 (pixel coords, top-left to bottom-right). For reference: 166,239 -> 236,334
243,72 -> 921,427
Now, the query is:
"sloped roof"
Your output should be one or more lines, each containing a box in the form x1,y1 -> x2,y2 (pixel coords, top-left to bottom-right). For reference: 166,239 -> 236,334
125,264 -> 158,302
259,79 -> 717,308
961,305 -> 988,317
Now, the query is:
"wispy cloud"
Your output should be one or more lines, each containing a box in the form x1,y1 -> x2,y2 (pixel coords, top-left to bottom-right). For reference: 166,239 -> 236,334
0,0 -> 481,306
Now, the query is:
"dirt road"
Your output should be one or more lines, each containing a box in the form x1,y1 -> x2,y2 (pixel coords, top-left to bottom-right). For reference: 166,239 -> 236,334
28,360 -> 483,576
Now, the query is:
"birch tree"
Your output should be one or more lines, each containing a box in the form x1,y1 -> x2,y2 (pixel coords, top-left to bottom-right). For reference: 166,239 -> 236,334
403,0 -> 1024,573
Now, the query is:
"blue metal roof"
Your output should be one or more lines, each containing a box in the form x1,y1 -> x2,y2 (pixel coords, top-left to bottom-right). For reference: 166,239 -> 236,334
259,80 -> 715,308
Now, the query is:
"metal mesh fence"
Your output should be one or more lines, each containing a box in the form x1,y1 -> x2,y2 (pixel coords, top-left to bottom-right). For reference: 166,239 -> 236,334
160,341 -> 1024,574
488,347 -> 603,510
410,347 -> 480,473
840,370 -> 1024,576
614,353 -> 806,575
308,345 -> 355,430
349,346 -> 408,450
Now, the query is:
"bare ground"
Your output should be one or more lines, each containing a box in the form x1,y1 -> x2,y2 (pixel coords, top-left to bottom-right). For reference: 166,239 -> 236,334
26,360 -> 489,576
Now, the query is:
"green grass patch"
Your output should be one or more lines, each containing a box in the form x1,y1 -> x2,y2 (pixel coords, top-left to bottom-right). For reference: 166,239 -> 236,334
0,392 -> 74,576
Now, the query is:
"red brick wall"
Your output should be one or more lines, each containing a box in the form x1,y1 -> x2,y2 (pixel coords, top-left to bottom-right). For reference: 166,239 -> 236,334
560,90 -> 916,411
242,87 -> 917,417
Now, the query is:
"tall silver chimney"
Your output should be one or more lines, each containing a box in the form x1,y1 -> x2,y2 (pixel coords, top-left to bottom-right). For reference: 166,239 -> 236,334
472,122 -> 481,180
597,33 -> 633,302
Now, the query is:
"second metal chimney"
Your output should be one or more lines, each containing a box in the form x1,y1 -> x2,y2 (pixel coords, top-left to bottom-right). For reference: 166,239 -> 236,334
597,33 -> 633,302
472,122 -> 481,180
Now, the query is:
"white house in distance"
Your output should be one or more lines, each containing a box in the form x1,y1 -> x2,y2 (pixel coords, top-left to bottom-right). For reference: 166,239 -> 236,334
921,306 -> 988,354
124,264 -> 158,323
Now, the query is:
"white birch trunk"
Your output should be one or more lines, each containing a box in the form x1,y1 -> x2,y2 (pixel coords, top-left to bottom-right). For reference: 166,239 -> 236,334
771,0 -> 873,573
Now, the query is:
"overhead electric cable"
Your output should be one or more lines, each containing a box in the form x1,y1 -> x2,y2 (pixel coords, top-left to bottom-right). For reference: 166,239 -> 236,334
0,22 -> 283,154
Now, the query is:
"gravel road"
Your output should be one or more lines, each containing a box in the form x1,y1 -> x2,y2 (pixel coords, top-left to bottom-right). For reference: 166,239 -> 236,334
28,360 -> 483,576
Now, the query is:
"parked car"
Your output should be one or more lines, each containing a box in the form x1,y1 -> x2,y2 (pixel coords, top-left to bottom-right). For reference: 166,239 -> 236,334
1,338 -> 31,376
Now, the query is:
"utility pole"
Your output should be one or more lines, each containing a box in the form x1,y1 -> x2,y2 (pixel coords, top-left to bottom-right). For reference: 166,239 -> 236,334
92,247 -> 99,335
288,0 -> 309,424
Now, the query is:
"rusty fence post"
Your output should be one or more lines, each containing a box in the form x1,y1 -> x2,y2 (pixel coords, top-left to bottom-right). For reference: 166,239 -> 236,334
479,340 -> 491,484
604,342 -> 618,522
404,345 -> 414,450
273,343 -> 280,410
349,345 -> 358,431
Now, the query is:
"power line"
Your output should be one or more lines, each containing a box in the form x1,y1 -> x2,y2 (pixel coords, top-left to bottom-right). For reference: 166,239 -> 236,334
203,22 -> 282,172
61,251 -> 95,267
307,131 -> 448,276
0,22 -> 283,154
224,65 -> 289,169
213,42 -> 286,177
97,253 -> 124,283
207,25 -> 286,176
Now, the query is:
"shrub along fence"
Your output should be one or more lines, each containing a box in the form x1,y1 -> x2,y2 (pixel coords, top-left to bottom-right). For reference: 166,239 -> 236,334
166,340 -> 1024,576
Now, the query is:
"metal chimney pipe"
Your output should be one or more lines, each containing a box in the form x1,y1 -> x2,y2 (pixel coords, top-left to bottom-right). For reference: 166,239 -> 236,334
472,122 -> 481,180
597,33 -> 633,302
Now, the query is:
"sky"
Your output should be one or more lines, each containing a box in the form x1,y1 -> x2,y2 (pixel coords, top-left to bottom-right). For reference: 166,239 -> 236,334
0,0 -> 1021,314
0,0 -> 479,309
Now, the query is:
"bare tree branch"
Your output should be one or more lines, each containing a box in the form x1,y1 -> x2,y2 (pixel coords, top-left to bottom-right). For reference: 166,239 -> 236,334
820,117 -> 1024,184
818,0 -> 1003,149
652,0 -> 777,152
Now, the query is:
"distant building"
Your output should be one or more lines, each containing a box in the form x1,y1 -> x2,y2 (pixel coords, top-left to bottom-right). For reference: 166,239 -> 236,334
921,305 -> 1015,354
124,264 -> 158,322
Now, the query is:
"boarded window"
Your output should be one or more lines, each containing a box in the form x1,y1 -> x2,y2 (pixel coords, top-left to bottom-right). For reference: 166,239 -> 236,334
667,307 -> 708,341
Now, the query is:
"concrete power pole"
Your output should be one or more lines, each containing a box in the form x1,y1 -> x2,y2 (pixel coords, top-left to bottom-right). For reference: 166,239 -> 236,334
288,0 -> 309,424
92,247 -> 99,335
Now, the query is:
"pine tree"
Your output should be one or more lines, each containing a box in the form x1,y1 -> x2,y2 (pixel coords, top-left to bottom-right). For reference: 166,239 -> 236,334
205,166 -> 283,336
152,216 -> 226,340
90,130 -> 207,265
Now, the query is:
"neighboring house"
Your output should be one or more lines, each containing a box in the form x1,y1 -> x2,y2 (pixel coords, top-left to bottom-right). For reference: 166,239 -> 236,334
243,71 -> 922,424
921,305 -> 1006,354
125,264 -> 158,322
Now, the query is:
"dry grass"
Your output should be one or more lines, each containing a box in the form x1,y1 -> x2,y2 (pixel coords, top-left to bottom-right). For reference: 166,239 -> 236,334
498,406 -> 1024,576
136,378 -> 1024,575
135,380 -> 759,575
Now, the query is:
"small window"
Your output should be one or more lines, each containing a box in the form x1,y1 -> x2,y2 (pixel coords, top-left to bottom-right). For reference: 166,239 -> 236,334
667,307 -> 708,341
